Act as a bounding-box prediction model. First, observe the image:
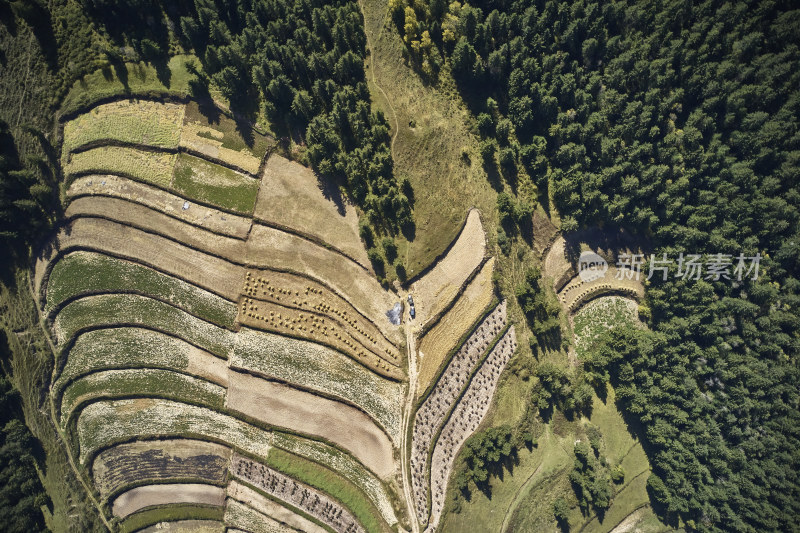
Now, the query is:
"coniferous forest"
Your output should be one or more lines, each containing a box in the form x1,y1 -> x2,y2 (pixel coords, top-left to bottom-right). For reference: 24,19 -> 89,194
394,0 -> 800,530
0,1 -> 799,532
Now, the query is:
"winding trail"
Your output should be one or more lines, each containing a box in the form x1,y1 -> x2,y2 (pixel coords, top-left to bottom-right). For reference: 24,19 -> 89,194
357,0 -> 400,159
27,274 -> 113,531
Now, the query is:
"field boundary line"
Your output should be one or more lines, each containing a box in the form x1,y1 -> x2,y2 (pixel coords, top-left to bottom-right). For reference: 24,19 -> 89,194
405,208 -> 485,287
228,366 -> 397,446
252,217 -> 371,271
66,190 -> 252,241
66,139 -> 262,180
416,255 -> 491,338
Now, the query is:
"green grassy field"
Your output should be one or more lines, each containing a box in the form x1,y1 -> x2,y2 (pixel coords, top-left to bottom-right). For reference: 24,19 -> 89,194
267,447 -> 390,533
118,504 -> 223,533
62,99 -> 184,154
183,100 -> 275,157
46,251 -> 237,328
64,145 -> 176,188
572,296 -> 641,360
60,368 -> 225,424
433,281 -> 653,533
60,55 -> 200,118
172,153 -> 259,213
53,293 -> 234,357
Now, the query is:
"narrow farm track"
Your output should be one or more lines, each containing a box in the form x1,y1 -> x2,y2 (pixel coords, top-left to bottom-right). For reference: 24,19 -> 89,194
401,292 -> 420,533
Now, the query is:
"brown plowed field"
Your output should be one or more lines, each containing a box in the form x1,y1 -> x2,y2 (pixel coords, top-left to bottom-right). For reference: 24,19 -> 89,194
255,155 -> 369,267
226,371 -> 396,480
111,483 -> 225,518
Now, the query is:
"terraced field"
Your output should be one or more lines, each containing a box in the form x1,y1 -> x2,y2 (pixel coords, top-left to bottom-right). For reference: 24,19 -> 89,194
410,301 -> 510,527
38,91 -> 517,532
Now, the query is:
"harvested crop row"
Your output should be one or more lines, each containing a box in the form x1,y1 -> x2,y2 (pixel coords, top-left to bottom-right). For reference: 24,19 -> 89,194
227,481 -> 327,533
111,483 -> 225,519
559,267 -> 644,313
425,327 -> 517,532
270,433 -> 398,527
410,300 -> 507,524
226,370 -> 395,481
64,145 -> 177,188
238,298 -> 400,380
138,519 -> 224,533
46,251 -> 237,328
255,154 -> 368,267
77,399 -> 272,465
40,218 -> 245,301
65,196 -> 249,263
416,258 -> 496,394
67,175 -> 252,238
246,224 -> 397,338
93,439 -> 231,498
62,100 -> 185,155
173,153 -> 260,214
231,328 -> 403,444
223,498 -> 294,533
230,453 -> 365,533
60,368 -> 226,426
53,294 -> 235,357
242,270 -> 398,363
411,209 -> 486,326
55,328 -> 228,393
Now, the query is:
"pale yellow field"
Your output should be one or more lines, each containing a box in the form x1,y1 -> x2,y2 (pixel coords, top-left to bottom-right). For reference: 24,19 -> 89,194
255,155 -> 369,267
62,100 -> 185,154
67,175 -> 253,238
64,146 -> 176,188
416,258 -> 495,394
65,195 -> 249,261
559,266 -> 644,313
412,209 -> 486,326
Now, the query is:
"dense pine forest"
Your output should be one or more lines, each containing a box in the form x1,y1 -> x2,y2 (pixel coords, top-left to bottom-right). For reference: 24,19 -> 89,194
1,0 -> 799,531
395,0 -> 800,530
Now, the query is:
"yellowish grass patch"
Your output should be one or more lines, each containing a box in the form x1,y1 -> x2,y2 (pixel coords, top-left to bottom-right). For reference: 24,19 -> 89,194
416,258 -> 495,393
